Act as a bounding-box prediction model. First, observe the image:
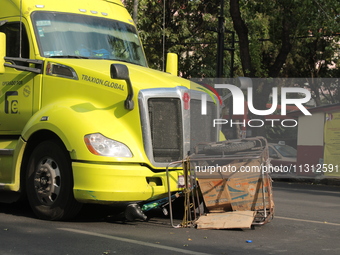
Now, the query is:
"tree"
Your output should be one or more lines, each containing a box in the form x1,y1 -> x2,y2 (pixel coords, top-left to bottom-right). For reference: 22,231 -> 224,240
228,0 -> 340,136
283,35 -> 340,105
123,0 -> 340,139
124,0 -> 221,78
229,0 -> 340,104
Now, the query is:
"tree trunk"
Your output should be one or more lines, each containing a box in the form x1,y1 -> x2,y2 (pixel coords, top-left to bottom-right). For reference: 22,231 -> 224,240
268,9 -> 293,78
229,0 -> 255,77
133,0 -> 139,25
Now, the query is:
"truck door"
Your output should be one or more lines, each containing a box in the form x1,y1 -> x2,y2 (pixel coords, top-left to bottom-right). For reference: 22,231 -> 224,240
0,22 -> 34,134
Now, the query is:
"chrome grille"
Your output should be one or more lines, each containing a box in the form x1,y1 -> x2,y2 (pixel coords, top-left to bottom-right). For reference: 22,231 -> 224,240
148,98 -> 183,162
139,86 -> 219,167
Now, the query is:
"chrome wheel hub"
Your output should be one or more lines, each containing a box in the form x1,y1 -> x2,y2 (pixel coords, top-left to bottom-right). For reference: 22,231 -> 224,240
34,158 -> 61,205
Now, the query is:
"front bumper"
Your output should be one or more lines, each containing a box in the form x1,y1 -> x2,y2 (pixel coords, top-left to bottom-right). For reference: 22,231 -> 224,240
72,161 -> 183,204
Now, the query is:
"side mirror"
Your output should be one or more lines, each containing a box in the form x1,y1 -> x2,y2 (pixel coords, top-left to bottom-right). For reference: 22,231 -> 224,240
110,63 -> 134,110
110,63 -> 129,80
0,32 -> 6,74
166,53 -> 178,76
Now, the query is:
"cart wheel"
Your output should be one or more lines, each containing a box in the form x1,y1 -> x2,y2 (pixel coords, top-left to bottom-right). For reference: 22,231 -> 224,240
201,140 -> 256,154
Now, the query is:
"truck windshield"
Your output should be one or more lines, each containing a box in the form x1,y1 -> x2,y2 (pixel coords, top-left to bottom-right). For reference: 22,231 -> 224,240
31,11 -> 147,66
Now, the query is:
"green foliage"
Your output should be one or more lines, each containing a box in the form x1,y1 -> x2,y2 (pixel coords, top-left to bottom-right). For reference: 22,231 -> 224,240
123,0 -> 339,141
124,0 -> 222,78
123,0 -> 339,101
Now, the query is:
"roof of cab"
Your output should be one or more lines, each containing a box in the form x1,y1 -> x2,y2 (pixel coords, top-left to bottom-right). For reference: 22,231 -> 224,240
1,0 -> 126,20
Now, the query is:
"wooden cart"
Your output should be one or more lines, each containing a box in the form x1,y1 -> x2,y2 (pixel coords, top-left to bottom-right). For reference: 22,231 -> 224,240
166,137 -> 274,229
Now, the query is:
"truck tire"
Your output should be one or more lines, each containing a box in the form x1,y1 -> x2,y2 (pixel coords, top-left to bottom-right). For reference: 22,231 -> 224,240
201,140 -> 256,155
26,140 -> 82,220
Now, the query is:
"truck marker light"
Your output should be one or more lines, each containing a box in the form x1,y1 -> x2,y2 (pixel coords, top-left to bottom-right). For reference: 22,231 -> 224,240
183,93 -> 190,110
84,137 -> 99,155
35,5 -> 44,8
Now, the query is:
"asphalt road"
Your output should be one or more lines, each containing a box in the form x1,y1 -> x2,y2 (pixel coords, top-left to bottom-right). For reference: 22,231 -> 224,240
0,181 -> 340,255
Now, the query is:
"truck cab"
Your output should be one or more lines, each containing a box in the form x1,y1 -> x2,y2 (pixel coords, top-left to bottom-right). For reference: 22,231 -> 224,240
0,0 -> 219,220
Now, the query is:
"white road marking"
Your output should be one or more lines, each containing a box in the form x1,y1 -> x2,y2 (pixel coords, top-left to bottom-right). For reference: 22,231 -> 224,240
58,228 -> 211,255
275,216 -> 340,226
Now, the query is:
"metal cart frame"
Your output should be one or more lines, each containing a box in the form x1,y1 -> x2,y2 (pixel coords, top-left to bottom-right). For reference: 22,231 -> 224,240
166,137 -> 275,228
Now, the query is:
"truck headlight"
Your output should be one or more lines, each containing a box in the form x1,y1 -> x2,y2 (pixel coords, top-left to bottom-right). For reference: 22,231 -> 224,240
84,133 -> 133,157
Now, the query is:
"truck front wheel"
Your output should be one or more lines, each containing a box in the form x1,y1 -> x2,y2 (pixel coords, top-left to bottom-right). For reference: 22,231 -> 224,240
26,140 -> 82,220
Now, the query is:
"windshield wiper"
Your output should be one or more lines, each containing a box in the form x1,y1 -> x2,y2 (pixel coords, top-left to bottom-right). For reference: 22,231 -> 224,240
49,55 -> 89,59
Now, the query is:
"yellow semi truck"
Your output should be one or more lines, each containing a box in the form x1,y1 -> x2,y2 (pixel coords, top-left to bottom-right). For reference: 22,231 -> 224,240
0,0 -> 219,220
